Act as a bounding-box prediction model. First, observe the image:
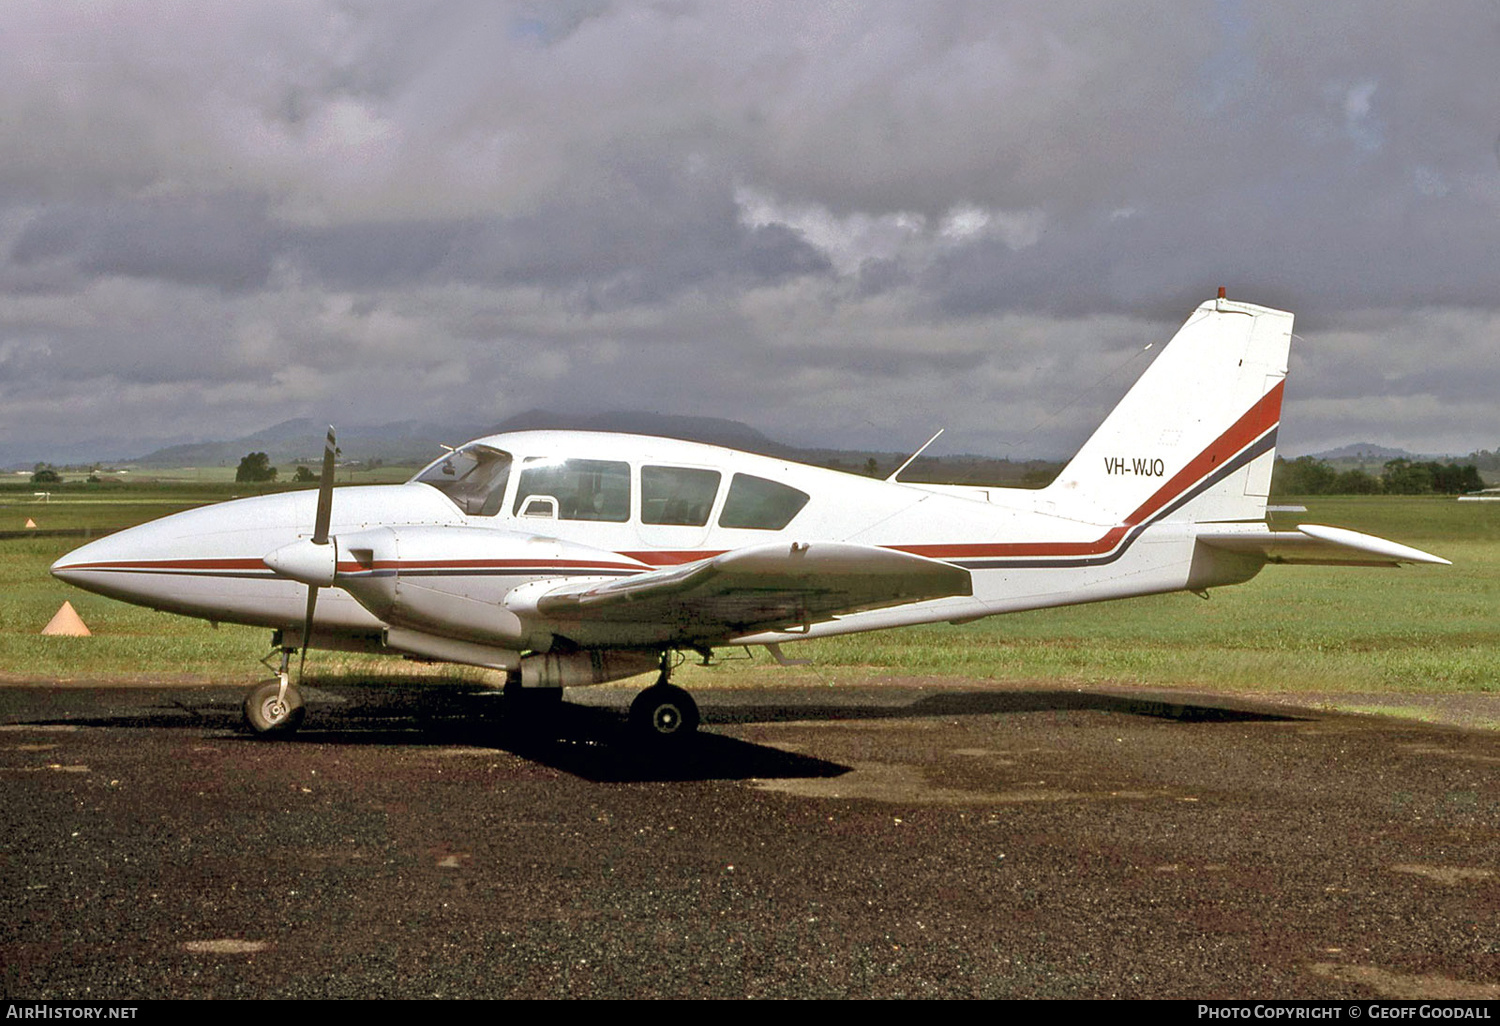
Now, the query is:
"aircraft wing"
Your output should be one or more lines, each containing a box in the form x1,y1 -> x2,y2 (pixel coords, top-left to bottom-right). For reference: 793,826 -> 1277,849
528,541 -> 973,641
1197,524 -> 1450,567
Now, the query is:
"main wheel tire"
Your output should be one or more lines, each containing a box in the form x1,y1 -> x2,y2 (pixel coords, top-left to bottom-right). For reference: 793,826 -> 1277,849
242,679 -> 306,737
628,684 -> 699,744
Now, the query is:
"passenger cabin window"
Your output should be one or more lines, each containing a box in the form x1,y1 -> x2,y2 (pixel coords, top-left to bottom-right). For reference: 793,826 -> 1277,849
717,473 -> 809,530
513,458 -> 630,522
641,466 -> 720,526
412,445 -> 512,516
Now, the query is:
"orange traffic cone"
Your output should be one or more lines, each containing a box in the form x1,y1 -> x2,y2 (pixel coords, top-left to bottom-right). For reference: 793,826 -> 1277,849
42,601 -> 91,637
24,518 -> 36,529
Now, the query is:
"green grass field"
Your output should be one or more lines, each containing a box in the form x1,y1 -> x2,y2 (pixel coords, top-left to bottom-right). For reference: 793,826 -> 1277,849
1,488 -> 1495,700
9,463 -> 417,486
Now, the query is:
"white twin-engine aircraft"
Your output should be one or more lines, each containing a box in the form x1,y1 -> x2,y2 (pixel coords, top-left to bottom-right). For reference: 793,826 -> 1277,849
52,295 -> 1447,743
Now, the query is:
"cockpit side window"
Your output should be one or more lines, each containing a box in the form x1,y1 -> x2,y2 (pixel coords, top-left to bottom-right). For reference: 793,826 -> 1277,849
641,466 -> 720,526
513,458 -> 630,522
717,473 -> 809,530
411,445 -> 513,516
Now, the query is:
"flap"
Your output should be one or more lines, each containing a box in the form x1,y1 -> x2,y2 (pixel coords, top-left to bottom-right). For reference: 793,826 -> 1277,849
531,540 -> 972,639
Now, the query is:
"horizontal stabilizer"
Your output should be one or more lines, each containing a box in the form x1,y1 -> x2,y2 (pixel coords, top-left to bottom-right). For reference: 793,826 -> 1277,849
1197,524 -> 1450,567
532,541 -> 972,639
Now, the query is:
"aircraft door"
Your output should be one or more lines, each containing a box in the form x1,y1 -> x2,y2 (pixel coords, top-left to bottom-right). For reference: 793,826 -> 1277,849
635,465 -> 722,550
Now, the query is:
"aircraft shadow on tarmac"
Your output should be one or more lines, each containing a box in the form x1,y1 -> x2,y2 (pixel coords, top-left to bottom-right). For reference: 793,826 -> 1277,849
768,688 -> 1309,725
8,682 -> 1304,784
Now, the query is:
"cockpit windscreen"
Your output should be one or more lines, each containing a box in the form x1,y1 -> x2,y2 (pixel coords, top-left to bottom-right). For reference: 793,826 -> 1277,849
411,445 -> 513,516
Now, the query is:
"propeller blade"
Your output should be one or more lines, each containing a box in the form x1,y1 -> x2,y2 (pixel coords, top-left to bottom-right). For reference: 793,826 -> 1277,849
312,425 -> 337,546
300,424 -> 336,679
298,584 -> 319,678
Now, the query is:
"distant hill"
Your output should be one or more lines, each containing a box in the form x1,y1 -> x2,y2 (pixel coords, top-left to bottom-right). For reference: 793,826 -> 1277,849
37,419 -> 1473,491
1303,443 -> 1486,465
122,411 -> 1058,487
128,412 -> 787,468
489,410 -> 787,456
1306,443 -> 1423,462
130,419 -> 493,468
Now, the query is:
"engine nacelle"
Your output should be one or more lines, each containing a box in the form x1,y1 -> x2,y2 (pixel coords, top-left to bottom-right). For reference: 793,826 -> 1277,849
519,649 -> 661,689
330,525 -> 650,649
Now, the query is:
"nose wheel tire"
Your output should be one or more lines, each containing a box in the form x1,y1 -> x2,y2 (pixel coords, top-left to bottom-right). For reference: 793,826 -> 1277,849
243,678 -> 306,736
629,683 -> 699,744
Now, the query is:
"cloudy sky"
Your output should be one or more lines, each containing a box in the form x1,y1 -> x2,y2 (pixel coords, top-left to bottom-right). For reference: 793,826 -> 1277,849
1,1 -> 1496,465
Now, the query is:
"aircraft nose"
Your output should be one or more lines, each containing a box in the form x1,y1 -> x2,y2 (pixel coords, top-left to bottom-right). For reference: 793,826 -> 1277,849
49,552 -> 83,585
50,490 -> 315,594
52,530 -> 120,581
50,525 -> 160,597
47,495 -> 305,616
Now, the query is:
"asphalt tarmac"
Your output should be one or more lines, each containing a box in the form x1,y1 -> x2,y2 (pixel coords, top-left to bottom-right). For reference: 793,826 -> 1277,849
1,679 -> 1497,1000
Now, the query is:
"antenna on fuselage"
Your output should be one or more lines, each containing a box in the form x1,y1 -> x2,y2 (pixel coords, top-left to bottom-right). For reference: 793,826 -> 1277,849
886,428 -> 944,483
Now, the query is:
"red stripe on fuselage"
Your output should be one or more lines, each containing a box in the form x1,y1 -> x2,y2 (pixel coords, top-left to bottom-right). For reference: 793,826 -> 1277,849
67,386 -> 1282,579
892,381 -> 1283,561
343,385 -> 1284,572
336,557 -> 647,574
1129,379 -> 1283,527
59,557 -> 270,572
616,549 -> 722,566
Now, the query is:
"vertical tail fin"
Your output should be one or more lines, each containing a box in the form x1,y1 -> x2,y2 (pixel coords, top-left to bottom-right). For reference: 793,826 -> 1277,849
1042,296 -> 1293,526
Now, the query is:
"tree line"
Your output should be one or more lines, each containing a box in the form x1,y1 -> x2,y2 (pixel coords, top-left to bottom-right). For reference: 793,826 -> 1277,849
235,452 -> 326,483
1272,456 -> 1484,496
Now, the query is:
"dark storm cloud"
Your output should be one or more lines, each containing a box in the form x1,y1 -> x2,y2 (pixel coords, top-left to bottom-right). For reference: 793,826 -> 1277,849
1,1 -> 1497,461
287,199 -> 831,303
4,178 -> 830,304
294,220 -> 467,288
12,195 -> 278,292
765,343 -> 989,379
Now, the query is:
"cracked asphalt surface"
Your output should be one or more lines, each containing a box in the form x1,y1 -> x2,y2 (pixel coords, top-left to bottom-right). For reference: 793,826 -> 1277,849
1,680 -> 1496,999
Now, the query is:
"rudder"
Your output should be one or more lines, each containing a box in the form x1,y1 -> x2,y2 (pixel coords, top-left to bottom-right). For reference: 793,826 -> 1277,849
1042,296 -> 1293,527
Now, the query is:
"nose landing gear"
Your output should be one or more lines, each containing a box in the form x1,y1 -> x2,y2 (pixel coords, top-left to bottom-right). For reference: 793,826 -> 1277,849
243,675 -> 305,736
242,645 -> 305,737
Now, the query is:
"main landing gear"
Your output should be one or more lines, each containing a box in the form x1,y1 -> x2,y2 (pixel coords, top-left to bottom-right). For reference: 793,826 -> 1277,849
238,643 -> 702,746
627,655 -> 700,745
242,646 -> 305,737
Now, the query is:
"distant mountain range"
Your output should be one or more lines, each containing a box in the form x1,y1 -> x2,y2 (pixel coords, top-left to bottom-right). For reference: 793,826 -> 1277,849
121,411 -> 793,469
21,410 -> 1053,487
9,413 -> 1469,483
1302,443 -> 1455,463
